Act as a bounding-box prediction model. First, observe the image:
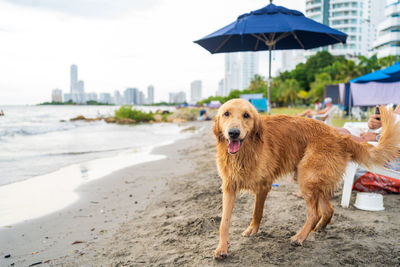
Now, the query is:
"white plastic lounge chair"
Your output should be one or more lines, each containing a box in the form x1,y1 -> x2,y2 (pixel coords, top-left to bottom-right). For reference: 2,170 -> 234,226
351,107 -> 363,121
312,105 -> 338,126
341,142 -> 400,208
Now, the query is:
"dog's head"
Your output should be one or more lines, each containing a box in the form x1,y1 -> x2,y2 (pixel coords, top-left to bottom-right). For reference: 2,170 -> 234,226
213,98 -> 262,154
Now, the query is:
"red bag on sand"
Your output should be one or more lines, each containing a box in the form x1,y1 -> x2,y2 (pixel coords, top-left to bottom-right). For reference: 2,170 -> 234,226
353,172 -> 400,194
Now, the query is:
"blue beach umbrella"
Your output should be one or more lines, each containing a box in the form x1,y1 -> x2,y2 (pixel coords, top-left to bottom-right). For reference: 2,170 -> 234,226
351,60 -> 400,83
194,1 -> 347,114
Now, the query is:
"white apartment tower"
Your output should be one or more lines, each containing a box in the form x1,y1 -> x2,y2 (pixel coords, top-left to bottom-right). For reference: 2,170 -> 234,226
68,64 -> 86,103
190,80 -> 202,103
217,79 -> 224,96
70,65 -> 78,91
305,0 -> 385,58
224,53 -> 241,96
147,85 -> 154,104
224,52 -> 259,96
51,88 -> 62,102
169,92 -> 186,103
374,0 -> 400,57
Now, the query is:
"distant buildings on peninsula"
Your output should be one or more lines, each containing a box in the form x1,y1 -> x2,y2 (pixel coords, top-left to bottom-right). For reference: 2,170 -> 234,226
50,64 -> 206,105
51,64 -> 157,105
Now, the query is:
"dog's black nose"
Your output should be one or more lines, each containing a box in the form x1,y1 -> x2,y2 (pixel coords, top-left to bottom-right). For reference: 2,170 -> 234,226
228,128 -> 240,139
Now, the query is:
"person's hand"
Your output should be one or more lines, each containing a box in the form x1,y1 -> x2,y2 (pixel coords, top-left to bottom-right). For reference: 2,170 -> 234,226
394,105 -> 400,114
360,132 -> 378,142
368,114 -> 382,129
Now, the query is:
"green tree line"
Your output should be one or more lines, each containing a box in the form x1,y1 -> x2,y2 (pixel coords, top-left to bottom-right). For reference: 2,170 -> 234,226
199,52 -> 399,106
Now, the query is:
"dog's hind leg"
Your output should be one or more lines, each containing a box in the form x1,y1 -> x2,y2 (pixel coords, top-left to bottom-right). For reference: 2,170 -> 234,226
314,195 -> 334,231
290,190 -> 320,246
242,185 -> 271,237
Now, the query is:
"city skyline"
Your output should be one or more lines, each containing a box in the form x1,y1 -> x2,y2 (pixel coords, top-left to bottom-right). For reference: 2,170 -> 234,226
1,0 -> 398,105
0,0 -> 305,105
49,64 -> 169,105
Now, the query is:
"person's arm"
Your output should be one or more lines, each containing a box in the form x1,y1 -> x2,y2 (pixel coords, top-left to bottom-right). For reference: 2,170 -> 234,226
315,106 -> 331,115
359,132 -> 379,142
368,114 -> 382,130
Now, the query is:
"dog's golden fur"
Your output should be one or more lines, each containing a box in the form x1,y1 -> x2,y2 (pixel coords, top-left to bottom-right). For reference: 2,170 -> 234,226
213,98 -> 400,260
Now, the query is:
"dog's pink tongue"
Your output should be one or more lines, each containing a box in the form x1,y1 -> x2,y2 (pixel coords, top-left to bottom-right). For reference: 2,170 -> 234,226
228,140 -> 241,154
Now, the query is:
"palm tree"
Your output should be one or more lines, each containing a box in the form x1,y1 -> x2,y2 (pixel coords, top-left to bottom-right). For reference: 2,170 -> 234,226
338,60 -> 361,82
357,54 -> 379,75
378,55 -> 400,68
248,74 -> 266,92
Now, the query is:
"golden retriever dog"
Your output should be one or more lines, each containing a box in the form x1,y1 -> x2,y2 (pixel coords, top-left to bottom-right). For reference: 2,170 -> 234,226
212,98 -> 400,260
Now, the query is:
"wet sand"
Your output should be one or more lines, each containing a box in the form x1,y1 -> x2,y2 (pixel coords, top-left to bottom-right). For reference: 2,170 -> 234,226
1,121 -> 400,266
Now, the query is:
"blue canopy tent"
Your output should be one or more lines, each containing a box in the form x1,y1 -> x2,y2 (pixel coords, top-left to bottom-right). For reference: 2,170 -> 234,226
348,61 -> 400,107
351,60 -> 400,84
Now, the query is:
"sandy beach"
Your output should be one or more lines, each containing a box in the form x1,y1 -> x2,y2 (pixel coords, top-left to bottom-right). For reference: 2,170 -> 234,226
1,121 -> 400,266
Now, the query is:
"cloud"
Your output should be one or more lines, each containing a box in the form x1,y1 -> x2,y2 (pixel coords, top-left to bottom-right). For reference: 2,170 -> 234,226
3,0 -> 159,19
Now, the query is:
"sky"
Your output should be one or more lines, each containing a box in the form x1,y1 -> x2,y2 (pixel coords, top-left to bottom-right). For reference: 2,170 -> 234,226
0,0 -> 305,105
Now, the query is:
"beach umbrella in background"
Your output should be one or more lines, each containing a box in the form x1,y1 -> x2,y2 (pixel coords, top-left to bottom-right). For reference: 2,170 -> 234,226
194,0 -> 347,114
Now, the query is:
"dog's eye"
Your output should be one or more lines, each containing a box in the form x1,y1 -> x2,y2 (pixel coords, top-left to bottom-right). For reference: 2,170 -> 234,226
224,111 -> 229,117
243,112 -> 250,119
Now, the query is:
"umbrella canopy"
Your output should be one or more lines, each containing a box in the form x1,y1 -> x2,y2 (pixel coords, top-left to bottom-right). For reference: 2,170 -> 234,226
351,61 -> 400,83
194,4 -> 347,53
194,3 -> 347,113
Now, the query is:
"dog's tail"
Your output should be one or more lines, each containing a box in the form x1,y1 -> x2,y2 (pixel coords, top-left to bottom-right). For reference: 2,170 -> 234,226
344,107 -> 400,169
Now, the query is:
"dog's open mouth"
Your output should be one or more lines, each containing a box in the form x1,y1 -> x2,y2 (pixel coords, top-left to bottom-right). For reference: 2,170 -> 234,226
227,139 -> 243,154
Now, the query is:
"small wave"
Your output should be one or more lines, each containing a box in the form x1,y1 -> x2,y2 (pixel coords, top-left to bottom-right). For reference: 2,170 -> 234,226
0,122 -> 95,138
41,147 -> 133,157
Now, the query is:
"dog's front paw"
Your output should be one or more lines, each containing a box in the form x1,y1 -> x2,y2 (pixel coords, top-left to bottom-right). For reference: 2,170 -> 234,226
242,225 -> 259,237
213,245 -> 228,260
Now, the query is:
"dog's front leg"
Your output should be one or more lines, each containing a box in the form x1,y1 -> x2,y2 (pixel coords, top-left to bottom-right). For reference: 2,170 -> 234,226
213,189 -> 236,260
242,187 -> 269,237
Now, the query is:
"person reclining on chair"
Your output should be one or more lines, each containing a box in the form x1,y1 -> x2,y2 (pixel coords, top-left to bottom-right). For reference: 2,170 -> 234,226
295,105 -> 400,198
297,97 -> 333,120
338,105 -> 400,194
336,104 -> 400,142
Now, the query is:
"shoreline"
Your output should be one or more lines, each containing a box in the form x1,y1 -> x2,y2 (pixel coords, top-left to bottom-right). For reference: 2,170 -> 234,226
0,120 -> 197,227
2,121 -> 400,266
0,121 -> 204,266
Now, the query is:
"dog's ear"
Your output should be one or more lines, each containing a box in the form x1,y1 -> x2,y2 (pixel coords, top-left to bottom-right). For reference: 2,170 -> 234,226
252,113 -> 264,143
213,115 -> 224,143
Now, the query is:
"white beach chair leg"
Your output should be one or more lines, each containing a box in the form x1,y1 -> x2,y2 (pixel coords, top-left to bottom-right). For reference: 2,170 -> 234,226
341,162 -> 358,208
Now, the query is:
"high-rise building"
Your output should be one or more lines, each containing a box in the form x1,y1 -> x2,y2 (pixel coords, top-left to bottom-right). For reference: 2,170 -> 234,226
217,79 -> 224,96
224,52 -> 259,96
374,0 -> 400,57
99,93 -> 112,104
190,80 -> 202,103
305,0 -> 385,58
224,53 -> 241,96
86,92 -> 98,102
69,64 -> 86,103
64,93 -> 72,102
70,64 -> 78,91
51,88 -> 63,102
113,90 -> 123,105
124,88 -> 145,105
147,85 -> 154,104
281,50 -> 306,72
137,91 -> 145,105
169,92 -> 186,103
365,0 -> 386,56
124,88 -> 135,104
240,52 -> 259,90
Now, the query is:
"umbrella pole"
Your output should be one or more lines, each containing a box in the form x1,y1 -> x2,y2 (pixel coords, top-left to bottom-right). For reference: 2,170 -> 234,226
267,48 -> 272,115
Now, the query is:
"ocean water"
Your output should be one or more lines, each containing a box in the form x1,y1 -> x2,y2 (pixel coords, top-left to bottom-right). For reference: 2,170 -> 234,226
0,105 -> 190,226
0,105 -> 180,186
